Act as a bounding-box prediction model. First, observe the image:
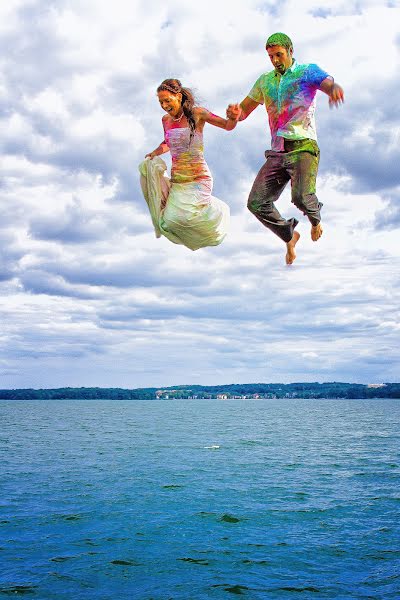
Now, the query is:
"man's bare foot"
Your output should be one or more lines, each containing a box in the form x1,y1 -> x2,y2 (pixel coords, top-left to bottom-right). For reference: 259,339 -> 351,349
311,223 -> 323,241
285,231 -> 300,265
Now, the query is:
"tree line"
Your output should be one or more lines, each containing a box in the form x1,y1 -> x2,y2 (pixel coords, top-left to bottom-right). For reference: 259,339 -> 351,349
0,382 -> 399,399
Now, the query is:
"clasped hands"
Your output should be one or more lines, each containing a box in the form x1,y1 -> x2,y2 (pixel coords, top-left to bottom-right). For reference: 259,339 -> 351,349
226,103 -> 242,121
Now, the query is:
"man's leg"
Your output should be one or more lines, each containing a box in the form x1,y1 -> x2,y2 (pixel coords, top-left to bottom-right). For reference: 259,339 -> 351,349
286,142 -> 323,241
285,230 -> 301,265
247,153 -> 298,243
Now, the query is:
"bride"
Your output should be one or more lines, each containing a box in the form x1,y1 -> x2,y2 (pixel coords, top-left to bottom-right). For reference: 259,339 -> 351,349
139,78 -> 240,251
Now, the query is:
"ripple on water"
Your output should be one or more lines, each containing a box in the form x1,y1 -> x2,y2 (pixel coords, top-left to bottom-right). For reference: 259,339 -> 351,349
162,484 -> 183,489
220,514 -> 242,523
276,586 -> 321,593
211,583 -> 250,595
178,557 -> 209,565
0,585 -> 38,595
110,559 -> 142,566
195,511 -> 242,523
50,513 -> 84,522
241,558 -> 271,565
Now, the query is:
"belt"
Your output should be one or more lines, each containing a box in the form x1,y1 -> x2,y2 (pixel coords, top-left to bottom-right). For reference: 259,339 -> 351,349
283,139 -> 310,151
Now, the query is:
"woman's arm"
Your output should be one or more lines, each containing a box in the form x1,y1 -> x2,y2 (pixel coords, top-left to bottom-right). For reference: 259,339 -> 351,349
145,117 -> 170,158
145,140 -> 169,159
195,106 -> 240,131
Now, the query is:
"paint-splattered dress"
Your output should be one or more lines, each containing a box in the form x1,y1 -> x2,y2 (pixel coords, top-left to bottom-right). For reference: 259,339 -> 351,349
139,126 -> 229,251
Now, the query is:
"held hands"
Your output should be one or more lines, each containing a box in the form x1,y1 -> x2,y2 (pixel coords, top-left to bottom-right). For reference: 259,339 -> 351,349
329,83 -> 345,108
145,151 -> 157,159
226,103 -> 242,121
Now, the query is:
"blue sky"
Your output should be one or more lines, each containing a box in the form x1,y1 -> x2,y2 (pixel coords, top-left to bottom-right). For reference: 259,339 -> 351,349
1,0 -> 399,389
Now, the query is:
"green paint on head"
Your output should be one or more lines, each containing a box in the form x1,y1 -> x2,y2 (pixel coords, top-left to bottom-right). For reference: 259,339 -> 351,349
266,32 -> 293,50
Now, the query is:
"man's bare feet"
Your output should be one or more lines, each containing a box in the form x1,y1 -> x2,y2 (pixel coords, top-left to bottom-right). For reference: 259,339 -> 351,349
311,223 -> 323,241
285,231 -> 300,265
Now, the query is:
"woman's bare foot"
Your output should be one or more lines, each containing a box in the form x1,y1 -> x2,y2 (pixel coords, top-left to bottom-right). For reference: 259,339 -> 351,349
285,231 -> 300,265
311,223 -> 323,241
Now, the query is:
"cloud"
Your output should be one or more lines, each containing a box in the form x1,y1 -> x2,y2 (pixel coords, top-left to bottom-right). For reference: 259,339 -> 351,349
373,190 -> 400,229
20,269 -> 101,299
0,0 -> 399,388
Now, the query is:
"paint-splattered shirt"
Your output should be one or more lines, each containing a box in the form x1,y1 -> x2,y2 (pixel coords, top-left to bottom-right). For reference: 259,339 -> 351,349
248,60 -> 330,151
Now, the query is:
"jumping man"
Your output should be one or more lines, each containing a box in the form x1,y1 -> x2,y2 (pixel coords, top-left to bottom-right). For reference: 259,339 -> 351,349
227,32 -> 344,264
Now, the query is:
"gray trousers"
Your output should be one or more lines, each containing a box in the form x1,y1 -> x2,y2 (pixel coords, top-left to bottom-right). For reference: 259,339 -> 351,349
247,139 -> 322,243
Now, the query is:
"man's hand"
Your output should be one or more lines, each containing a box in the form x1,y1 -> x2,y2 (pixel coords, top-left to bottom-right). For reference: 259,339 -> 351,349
328,83 -> 345,108
226,103 -> 242,121
319,78 -> 345,108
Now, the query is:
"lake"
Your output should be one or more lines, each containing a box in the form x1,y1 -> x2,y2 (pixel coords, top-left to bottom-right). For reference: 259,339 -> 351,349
1,398 -> 399,599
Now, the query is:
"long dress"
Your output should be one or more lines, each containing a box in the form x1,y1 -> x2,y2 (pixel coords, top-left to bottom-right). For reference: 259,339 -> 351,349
139,126 -> 229,251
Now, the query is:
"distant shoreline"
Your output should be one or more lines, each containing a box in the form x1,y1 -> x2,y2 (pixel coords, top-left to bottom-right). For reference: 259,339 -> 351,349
0,382 -> 399,400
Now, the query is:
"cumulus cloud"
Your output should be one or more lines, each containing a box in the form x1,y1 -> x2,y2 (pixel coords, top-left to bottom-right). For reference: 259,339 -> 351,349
0,0 -> 399,388
373,190 -> 400,229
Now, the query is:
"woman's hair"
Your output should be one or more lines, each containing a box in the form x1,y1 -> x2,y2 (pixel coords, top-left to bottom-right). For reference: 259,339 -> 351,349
157,78 -> 196,141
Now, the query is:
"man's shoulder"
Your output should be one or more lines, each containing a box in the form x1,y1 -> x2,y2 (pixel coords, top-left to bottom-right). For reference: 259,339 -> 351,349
293,62 -> 328,77
257,69 -> 276,80
293,61 -> 317,67
291,61 -> 317,72
252,70 -> 277,86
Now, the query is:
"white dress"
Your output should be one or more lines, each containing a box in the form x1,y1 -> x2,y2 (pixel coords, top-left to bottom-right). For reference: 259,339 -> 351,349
139,126 -> 229,251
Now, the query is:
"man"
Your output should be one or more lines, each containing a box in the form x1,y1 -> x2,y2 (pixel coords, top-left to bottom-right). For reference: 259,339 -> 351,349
227,32 -> 344,264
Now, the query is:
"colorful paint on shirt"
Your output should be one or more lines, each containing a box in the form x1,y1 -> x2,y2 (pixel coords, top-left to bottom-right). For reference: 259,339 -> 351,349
248,60 -> 329,151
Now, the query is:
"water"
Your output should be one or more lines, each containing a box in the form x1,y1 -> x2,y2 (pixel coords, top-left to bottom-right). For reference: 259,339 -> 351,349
1,398 -> 399,599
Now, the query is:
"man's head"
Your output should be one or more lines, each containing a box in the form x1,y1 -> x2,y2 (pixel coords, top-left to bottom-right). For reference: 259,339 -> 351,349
266,32 -> 293,75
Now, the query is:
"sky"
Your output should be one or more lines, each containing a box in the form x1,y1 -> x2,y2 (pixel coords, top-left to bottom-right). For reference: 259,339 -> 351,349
1,0 -> 399,389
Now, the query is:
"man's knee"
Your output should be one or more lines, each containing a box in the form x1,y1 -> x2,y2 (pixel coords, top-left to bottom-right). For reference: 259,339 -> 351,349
291,192 -> 322,222
247,193 -> 273,216
291,191 -> 306,212
247,196 -> 259,215
292,191 -> 315,211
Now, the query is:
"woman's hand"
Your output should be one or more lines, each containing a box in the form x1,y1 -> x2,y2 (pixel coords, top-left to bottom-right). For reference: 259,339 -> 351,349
226,103 -> 242,121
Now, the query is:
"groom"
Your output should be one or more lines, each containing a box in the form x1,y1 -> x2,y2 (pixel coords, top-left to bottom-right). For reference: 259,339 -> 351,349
227,32 -> 344,264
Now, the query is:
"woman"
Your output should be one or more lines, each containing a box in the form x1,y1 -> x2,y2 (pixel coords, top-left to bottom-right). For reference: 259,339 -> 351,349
139,79 -> 240,251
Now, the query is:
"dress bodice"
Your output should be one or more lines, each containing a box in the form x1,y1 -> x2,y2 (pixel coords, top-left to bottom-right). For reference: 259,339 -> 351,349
165,127 -> 211,183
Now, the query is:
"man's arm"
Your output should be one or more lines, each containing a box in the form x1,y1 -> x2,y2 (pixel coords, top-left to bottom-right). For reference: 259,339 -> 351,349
319,77 -> 344,108
226,96 -> 260,121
